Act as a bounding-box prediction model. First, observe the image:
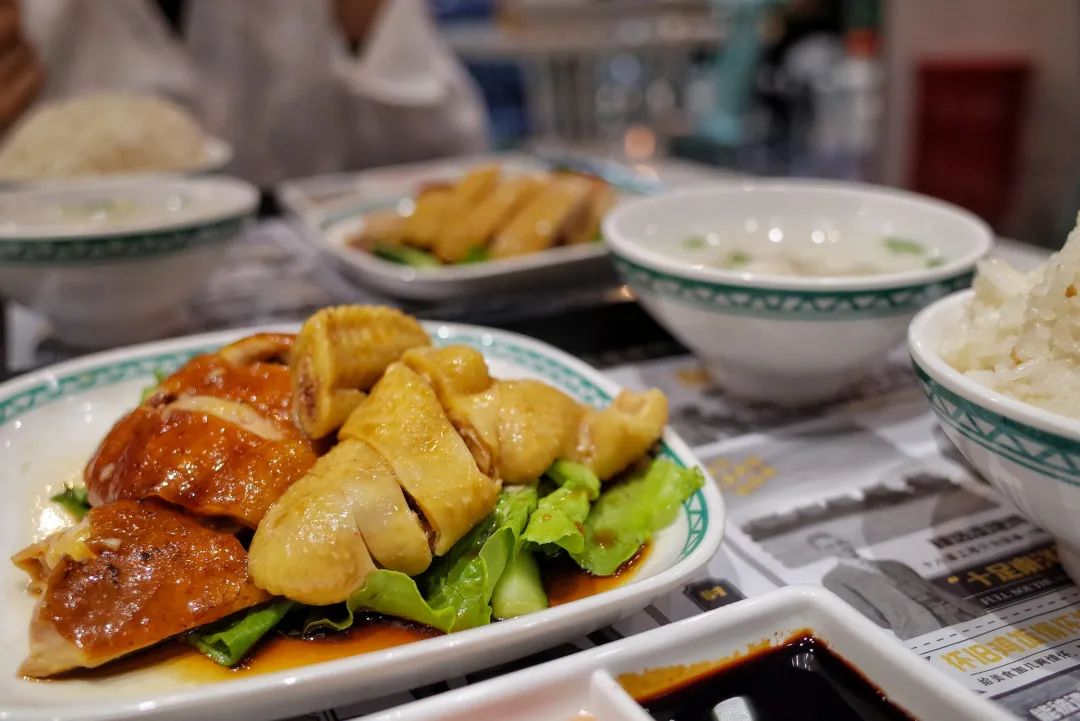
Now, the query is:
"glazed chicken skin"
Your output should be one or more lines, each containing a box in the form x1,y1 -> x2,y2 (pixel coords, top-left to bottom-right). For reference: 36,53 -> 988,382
11,315 -> 427,677
12,500 -> 269,678
85,333 -> 318,528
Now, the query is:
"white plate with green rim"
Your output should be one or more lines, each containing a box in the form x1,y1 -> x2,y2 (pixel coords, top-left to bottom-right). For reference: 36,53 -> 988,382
0,175 -> 257,348
0,322 -> 724,721
289,154 -> 627,301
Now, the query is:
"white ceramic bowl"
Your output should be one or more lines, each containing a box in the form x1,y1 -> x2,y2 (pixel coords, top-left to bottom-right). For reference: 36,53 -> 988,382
604,181 -> 993,404
369,586 -> 1012,721
910,289 -> 1080,581
0,175 -> 257,347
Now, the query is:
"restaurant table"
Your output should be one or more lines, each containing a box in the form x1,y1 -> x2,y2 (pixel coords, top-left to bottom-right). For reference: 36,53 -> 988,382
5,181 -> 1072,721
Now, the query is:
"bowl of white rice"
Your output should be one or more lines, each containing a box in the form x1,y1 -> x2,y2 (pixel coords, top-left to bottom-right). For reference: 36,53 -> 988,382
0,94 -> 231,184
910,216 -> 1080,581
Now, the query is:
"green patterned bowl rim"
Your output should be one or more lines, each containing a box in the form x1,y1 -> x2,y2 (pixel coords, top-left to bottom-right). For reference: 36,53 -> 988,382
613,252 -> 974,320
909,289 -> 1080,486
913,361 -> 1080,486
0,322 -> 719,563
0,214 -> 250,265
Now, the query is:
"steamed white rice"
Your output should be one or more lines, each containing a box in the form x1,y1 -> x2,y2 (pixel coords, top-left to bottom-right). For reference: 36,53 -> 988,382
944,215 -> 1080,417
0,94 -> 206,180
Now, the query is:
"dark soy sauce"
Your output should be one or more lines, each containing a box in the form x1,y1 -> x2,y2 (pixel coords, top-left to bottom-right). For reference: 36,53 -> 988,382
634,636 -> 914,721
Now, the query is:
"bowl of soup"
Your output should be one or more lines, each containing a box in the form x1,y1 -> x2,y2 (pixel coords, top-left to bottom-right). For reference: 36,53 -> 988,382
603,180 -> 993,404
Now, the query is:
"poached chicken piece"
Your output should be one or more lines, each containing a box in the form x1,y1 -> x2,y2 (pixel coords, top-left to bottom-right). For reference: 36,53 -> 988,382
13,500 -> 268,678
249,337 -> 667,607
85,334 -> 318,528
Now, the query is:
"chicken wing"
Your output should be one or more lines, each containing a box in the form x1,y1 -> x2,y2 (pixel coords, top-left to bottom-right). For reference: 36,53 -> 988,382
571,389 -> 669,481
290,305 -> 430,438
12,500 -> 268,678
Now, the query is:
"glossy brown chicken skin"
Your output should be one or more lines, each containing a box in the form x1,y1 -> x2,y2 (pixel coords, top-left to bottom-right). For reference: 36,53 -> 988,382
13,500 -> 269,678
85,335 -> 318,528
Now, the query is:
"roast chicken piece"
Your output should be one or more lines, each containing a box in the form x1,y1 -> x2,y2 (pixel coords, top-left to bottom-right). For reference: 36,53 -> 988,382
435,174 -> 541,262
86,338 -> 317,528
403,346 -> 662,483
12,500 -> 268,677
402,345 -> 500,475
249,361 -> 498,603
490,175 -> 594,259
403,346 -> 583,483
339,363 -> 500,555
571,389 -> 669,481
402,186 -> 453,249
249,439 -> 432,605
290,306 -> 430,438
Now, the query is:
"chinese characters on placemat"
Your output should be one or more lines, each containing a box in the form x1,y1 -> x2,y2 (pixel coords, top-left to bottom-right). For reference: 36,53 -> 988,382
302,351 -> 1080,721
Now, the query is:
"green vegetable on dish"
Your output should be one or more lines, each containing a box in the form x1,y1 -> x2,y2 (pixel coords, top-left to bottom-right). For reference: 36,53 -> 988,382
188,599 -> 295,666
420,485 -> 537,630
925,257 -> 946,268
457,246 -> 490,264
882,237 -> 926,255
571,458 -> 704,576
139,369 -> 169,402
523,460 -> 601,555
51,484 -> 91,520
682,235 -> 707,250
491,549 -> 547,619
308,486 -> 538,635
373,243 -> 441,268
721,250 -> 753,268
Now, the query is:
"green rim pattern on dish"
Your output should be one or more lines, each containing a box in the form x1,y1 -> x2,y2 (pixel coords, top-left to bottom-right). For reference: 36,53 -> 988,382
613,254 -> 973,320
914,362 -> 1080,486
0,216 -> 247,265
0,330 -> 709,562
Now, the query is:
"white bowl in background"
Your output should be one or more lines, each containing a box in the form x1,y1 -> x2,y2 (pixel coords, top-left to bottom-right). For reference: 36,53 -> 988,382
604,181 -> 993,404
0,175 -> 257,347
910,289 -> 1080,581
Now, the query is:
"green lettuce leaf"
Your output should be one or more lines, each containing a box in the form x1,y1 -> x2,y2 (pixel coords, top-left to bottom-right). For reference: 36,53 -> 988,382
188,599 -> 295,666
139,369 -> 168,402
571,458 -> 704,576
523,486 -> 591,554
544,460 -> 600,499
523,460 -> 600,555
51,484 -> 90,520
334,486 -> 538,633
373,243 -> 440,268
491,548 -> 547,619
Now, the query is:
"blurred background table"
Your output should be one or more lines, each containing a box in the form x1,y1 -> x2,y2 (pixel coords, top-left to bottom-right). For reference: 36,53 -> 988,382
3,151 -> 1050,378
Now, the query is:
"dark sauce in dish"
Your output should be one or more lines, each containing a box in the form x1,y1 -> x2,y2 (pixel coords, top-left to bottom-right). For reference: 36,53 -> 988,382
624,634 -> 914,721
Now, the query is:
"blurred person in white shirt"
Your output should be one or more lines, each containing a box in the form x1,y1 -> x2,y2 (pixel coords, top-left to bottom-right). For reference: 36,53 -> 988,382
1,0 -> 489,187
